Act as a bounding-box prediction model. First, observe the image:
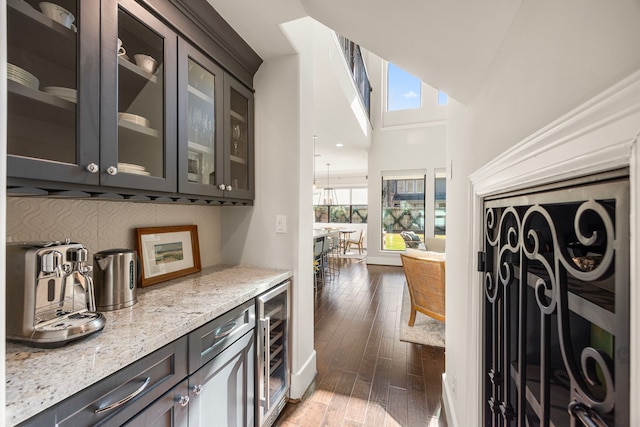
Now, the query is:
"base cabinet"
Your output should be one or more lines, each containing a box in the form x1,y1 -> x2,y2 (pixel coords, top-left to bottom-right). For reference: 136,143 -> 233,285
188,330 -> 255,427
16,301 -> 257,427
55,336 -> 189,427
124,380 -> 189,427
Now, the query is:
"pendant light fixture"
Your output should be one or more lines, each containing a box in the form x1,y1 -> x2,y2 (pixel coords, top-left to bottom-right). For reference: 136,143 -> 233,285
318,163 -> 338,205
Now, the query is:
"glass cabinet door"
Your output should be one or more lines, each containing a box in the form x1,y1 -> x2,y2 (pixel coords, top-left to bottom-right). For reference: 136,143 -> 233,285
7,0 -> 100,184
177,39 -> 224,196
100,0 -> 176,192
224,76 -> 254,200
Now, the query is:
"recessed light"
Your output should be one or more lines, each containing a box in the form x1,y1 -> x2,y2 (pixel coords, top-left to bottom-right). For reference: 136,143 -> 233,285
336,143 -> 343,147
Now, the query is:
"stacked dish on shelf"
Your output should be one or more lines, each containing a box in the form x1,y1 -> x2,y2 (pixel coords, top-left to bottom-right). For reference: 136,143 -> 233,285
117,162 -> 151,176
118,112 -> 150,128
43,86 -> 77,103
7,63 -> 39,90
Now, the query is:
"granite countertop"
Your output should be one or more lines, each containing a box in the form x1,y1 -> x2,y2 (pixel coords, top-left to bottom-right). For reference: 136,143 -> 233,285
5,264 -> 292,427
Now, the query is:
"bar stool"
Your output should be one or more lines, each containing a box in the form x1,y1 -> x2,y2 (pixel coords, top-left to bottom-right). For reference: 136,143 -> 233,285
326,231 -> 341,280
314,237 -> 325,287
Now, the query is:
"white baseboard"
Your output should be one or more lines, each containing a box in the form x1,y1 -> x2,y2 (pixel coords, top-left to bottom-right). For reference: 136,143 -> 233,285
442,373 -> 459,427
365,256 -> 402,266
289,349 -> 317,400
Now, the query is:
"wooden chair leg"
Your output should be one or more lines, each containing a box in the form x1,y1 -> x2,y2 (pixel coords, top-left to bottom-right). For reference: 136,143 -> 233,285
408,307 -> 417,326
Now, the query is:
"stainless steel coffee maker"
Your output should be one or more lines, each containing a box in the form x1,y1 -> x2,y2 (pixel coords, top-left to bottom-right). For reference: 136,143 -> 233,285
6,240 -> 106,347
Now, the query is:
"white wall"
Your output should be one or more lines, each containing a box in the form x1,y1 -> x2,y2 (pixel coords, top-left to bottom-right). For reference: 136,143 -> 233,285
220,33 -> 317,398
366,53 -> 448,266
444,1 -> 640,425
1,0 -> 7,415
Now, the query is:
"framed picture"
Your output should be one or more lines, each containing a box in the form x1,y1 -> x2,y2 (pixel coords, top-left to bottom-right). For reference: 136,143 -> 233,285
136,225 -> 201,287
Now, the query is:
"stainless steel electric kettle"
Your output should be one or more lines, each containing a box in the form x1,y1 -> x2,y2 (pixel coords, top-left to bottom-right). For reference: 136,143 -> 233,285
93,249 -> 138,311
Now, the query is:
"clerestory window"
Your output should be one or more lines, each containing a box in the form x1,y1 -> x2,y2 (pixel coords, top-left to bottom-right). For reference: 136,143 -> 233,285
386,63 -> 422,111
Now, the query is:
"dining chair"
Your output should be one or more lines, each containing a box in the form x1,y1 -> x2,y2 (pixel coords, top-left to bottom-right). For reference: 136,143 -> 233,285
345,229 -> 365,255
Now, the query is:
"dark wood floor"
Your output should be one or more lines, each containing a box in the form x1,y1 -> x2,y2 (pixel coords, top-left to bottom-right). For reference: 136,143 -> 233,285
275,259 -> 447,427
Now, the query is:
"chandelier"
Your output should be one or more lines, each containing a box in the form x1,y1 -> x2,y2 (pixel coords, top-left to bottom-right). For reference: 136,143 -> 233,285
318,163 -> 338,205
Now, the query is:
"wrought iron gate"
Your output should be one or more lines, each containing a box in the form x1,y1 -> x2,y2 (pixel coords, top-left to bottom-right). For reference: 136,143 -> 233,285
481,173 -> 629,426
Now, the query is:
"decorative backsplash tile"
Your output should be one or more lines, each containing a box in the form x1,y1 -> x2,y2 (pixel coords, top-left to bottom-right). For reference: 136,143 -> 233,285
96,201 -> 156,252
7,198 -> 221,267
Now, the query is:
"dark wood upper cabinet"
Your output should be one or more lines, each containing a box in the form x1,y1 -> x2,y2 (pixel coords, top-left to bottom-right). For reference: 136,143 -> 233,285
100,0 -> 178,193
7,0 -> 100,185
6,0 -> 259,203
177,38 -> 224,197
176,40 -> 255,200
223,75 -> 255,201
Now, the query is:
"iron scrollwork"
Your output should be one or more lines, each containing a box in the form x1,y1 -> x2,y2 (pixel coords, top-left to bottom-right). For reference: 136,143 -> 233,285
483,182 -> 626,426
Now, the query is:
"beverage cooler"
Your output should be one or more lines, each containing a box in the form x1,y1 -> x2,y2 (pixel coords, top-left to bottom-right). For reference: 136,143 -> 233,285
256,280 -> 290,427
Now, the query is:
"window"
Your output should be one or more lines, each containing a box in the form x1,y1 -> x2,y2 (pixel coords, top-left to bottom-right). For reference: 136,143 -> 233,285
381,174 -> 425,251
435,171 -> 446,236
387,63 -> 421,111
351,188 -> 368,224
437,91 -> 448,105
314,188 -> 368,224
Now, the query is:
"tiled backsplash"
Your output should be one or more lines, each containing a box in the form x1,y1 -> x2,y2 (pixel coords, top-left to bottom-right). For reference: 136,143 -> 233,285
6,198 -> 221,267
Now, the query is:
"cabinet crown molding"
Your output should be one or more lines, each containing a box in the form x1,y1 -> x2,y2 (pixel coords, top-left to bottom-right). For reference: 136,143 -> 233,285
162,0 -> 263,87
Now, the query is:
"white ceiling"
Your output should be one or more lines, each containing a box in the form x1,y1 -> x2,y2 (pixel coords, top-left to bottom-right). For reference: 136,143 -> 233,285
298,0 -> 522,102
206,0 -> 522,101
206,0 -> 523,173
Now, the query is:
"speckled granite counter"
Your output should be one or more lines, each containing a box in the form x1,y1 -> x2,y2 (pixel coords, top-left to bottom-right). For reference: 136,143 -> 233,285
5,264 -> 292,427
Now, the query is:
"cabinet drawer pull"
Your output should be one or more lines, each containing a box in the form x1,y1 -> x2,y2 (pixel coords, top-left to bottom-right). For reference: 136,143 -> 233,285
193,384 -> 203,395
218,184 -> 226,190
106,166 -> 118,175
86,163 -> 99,173
95,376 -> 151,414
214,322 -> 237,340
179,395 -> 190,407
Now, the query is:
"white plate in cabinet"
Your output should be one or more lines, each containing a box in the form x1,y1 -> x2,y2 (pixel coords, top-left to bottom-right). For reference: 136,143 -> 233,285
118,119 -> 159,138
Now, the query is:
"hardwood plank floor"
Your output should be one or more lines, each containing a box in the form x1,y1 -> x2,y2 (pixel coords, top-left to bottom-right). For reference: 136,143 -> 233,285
275,259 -> 447,427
